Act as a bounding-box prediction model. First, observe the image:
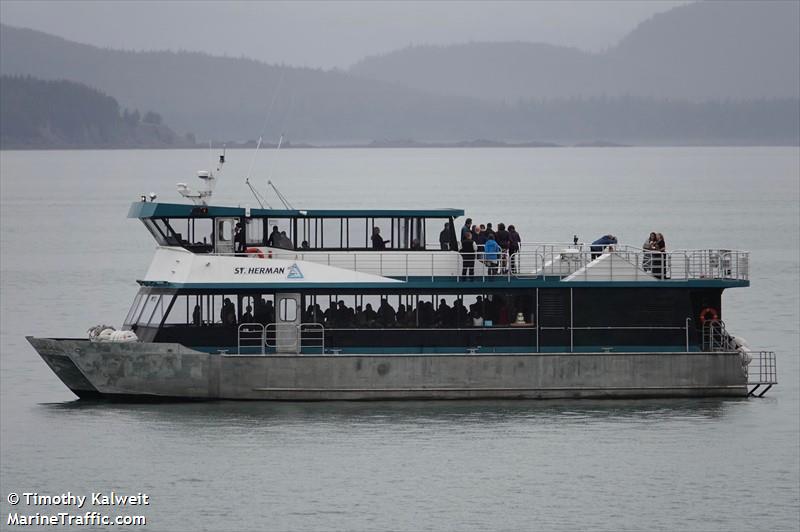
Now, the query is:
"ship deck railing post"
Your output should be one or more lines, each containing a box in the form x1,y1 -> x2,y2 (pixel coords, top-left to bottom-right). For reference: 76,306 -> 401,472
685,317 -> 692,352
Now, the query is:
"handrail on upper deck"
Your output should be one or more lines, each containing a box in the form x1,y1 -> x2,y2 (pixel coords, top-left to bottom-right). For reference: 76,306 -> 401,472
206,244 -> 749,282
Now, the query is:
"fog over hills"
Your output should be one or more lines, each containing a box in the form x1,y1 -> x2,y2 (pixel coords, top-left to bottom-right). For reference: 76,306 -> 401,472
0,0 -> 798,145
351,1 -> 800,102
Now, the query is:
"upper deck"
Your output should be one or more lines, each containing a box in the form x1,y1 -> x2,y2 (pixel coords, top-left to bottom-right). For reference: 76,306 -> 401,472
130,201 -> 749,288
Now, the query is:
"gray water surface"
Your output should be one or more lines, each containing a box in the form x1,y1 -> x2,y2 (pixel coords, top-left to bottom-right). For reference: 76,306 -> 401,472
1,147 -> 798,531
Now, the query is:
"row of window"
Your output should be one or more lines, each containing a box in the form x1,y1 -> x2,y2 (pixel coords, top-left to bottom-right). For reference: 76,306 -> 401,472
125,291 -> 534,329
142,216 -> 456,253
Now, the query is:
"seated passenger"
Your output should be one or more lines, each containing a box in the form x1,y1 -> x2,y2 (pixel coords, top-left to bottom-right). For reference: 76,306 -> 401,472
470,305 -> 484,327
396,304 -> 407,325
377,299 -> 396,327
301,240 -> 310,250
453,300 -> 470,327
420,301 -> 435,327
469,296 -> 483,320
241,305 -> 254,323
436,299 -> 453,327
354,306 -> 366,327
363,303 -> 378,326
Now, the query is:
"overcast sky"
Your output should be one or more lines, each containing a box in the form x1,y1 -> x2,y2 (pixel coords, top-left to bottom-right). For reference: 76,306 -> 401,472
0,0 -> 688,69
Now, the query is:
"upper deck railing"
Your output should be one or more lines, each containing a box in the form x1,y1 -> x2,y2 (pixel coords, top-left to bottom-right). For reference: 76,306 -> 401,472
208,242 -> 748,282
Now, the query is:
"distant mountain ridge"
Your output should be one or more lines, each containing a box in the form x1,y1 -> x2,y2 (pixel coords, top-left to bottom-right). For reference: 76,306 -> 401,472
1,23 -> 487,142
350,1 -> 800,102
1,0 -> 798,146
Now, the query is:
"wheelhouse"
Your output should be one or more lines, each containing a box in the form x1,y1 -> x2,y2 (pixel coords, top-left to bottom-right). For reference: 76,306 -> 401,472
129,202 -> 463,253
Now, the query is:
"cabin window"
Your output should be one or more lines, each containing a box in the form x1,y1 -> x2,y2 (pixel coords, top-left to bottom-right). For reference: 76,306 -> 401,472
124,292 -> 147,326
279,298 -> 297,322
189,218 -> 213,247
265,219 -> 294,249
300,292 -> 534,329
345,218 -> 366,248
162,295 -> 191,325
216,219 -> 232,242
244,218 -> 264,246
136,294 -> 163,326
142,220 -> 167,245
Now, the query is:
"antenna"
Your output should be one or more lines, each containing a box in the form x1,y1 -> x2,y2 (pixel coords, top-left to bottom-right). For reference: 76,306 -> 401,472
268,180 -> 294,210
246,178 -> 269,208
244,69 -> 286,184
177,144 -> 225,205
244,69 -> 286,210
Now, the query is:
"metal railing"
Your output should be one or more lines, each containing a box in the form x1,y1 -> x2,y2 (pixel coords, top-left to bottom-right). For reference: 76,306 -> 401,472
236,322 -> 325,355
237,323 -> 265,355
702,320 -> 736,352
210,244 -> 749,282
746,351 -> 777,397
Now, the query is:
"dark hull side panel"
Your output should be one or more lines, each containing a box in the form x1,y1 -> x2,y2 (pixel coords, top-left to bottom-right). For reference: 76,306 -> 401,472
27,337 -> 748,401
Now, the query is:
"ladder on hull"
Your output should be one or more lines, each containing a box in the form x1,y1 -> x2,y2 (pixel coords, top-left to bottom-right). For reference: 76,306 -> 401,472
747,350 -> 777,397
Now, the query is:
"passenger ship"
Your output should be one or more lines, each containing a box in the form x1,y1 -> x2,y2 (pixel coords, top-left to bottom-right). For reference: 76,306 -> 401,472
27,169 -> 777,400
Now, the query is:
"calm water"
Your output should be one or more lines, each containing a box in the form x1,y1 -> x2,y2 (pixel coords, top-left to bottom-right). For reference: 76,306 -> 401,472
1,147 -> 798,531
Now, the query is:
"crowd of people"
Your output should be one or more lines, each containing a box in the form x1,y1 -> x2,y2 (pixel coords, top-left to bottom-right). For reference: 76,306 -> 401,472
303,294 -> 529,329
456,218 -> 523,277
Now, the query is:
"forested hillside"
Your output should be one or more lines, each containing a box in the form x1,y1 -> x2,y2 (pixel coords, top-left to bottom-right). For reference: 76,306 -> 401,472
1,0 -> 798,146
0,75 -> 186,148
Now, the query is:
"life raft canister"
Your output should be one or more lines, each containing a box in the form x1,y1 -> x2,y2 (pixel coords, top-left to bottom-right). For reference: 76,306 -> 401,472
245,247 -> 271,259
699,307 -> 719,324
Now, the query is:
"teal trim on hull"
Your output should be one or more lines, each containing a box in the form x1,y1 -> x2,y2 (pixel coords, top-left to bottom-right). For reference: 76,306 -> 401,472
192,345 -> 701,355
139,278 -> 748,290
129,202 -> 464,220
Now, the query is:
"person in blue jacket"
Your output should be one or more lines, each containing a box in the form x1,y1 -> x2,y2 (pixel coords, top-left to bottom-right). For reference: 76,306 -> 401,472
590,234 -> 618,260
483,233 -> 501,276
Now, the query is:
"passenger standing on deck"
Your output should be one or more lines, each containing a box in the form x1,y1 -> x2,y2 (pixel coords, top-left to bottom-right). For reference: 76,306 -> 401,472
652,233 -> 667,279
371,227 -> 388,250
642,232 -> 657,271
460,231 -> 476,278
241,305 -> 254,323
484,233 -> 501,276
485,223 -> 496,241
234,222 -> 246,253
439,222 -> 451,250
508,225 -> 522,273
278,231 -> 293,249
475,224 -> 487,252
496,223 -> 510,273
267,225 -> 281,247
461,218 -> 473,242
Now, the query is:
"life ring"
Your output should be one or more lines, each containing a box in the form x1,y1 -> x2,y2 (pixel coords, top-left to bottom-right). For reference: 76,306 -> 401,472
245,247 -> 271,259
699,307 -> 719,324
